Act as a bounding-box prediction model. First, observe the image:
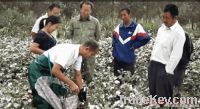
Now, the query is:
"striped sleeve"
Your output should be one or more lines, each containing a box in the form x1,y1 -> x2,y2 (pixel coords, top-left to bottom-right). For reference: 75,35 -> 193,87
131,24 -> 150,49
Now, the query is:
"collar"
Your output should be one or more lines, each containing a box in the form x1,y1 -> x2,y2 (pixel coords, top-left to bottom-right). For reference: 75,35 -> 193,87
78,15 -> 91,21
170,20 -> 178,30
44,13 -> 48,17
163,20 -> 178,30
74,44 -> 81,58
119,20 -> 135,28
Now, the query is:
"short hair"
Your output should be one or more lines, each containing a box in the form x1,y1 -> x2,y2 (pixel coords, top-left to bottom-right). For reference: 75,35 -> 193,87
80,0 -> 94,10
164,4 -> 179,17
48,3 -> 60,10
45,16 -> 61,26
83,39 -> 99,51
119,8 -> 131,15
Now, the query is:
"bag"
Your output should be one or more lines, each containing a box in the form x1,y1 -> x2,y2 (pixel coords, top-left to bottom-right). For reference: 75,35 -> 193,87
176,32 -> 194,69
47,54 -> 79,109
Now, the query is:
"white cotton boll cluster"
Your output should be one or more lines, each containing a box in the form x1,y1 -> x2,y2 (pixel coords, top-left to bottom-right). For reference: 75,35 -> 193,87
88,104 -> 101,109
115,90 -> 121,95
0,34 -> 200,108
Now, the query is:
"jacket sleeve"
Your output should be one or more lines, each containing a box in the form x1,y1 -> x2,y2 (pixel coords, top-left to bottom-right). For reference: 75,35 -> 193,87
66,20 -> 74,39
112,33 -> 116,47
112,29 -> 119,47
95,20 -> 101,41
132,24 -> 150,49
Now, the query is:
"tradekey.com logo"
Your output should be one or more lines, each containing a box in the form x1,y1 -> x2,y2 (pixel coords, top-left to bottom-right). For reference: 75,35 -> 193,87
119,94 -> 200,108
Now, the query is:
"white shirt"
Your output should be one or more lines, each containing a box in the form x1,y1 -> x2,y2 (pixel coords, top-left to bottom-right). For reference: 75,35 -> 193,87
43,44 -> 82,71
31,13 -> 58,38
150,21 -> 186,75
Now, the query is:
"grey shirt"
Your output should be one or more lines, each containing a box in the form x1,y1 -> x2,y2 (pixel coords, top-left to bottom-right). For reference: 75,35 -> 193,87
67,15 -> 101,43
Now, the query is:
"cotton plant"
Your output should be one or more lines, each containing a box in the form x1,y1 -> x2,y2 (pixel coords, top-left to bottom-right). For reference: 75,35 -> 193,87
87,38 -> 152,108
0,17 -> 200,109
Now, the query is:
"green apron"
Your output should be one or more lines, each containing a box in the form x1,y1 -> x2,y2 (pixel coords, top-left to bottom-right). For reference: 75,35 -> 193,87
28,55 -> 67,109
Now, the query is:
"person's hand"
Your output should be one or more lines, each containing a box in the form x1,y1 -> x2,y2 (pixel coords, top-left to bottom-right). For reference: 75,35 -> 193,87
69,83 -> 80,95
78,87 -> 87,102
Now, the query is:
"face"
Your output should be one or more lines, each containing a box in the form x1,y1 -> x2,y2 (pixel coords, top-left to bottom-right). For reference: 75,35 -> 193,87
119,10 -> 130,23
47,23 -> 59,33
48,7 -> 61,16
80,4 -> 92,19
162,12 -> 176,27
82,47 -> 98,59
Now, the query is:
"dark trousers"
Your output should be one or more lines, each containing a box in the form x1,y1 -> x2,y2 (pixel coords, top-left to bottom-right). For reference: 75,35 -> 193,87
113,58 -> 135,76
173,66 -> 186,97
81,58 -> 95,84
174,67 -> 186,88
148,61 -> 174,104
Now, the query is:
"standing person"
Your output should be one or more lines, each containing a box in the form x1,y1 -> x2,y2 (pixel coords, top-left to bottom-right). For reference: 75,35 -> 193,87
67,0 -> 101,84
31,16 -> 60,54
28,39 -> 99,109
31,3 -> 61,39
112,8 -> 150,78
148,4 -> 185,107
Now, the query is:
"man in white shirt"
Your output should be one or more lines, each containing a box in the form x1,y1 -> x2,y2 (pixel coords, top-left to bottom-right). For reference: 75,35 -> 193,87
28,39 -> 99,109
31,3 -> 61,39
148,4 -> 185,106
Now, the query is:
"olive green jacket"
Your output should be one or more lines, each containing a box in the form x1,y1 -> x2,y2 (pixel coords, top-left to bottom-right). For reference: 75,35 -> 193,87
67,15 -> 101,43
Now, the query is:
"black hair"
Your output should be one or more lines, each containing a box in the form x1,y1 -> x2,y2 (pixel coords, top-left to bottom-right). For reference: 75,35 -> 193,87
83,39 -> 99,51
48,3 -> 60,10
119,8 -> 131,15
80,0 -> 94,10
45,16 -> 61,26
164,4 -> 179,17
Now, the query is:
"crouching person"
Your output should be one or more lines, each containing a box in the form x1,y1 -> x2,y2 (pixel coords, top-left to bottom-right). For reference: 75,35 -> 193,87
28,39 -> 99,109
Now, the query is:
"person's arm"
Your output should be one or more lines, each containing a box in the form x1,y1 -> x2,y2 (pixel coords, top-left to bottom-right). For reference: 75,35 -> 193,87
112,32 -> 117,47
66,20 -> 74,39
31,34 -> 45,54
165,32 -> 186,75
30,42 -> 44,54
31,32 -> 37,39
112,25 -> 120,47
73,56 -> 83,89
131,24 -> 150,49
74,70 -> 83,89
132,34 -> 150,49
95,20 -> 101,41
52,63 -> 80,94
